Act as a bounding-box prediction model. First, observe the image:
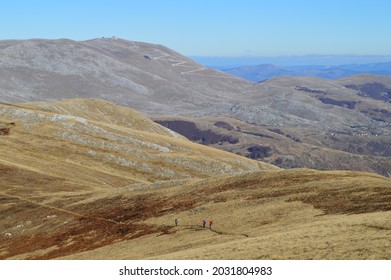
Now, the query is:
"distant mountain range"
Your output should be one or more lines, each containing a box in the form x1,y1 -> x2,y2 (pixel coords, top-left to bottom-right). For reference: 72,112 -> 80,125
191,55 -> 391,70
222,62 -> 391,82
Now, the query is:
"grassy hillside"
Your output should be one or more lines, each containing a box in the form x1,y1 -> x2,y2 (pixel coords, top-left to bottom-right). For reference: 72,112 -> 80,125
0,99 -> 390,260
59,169 -> 391,260
0,99 -> 270,185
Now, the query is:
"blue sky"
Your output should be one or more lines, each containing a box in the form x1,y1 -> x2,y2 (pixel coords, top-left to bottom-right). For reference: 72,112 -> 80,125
1,0 -> 391,56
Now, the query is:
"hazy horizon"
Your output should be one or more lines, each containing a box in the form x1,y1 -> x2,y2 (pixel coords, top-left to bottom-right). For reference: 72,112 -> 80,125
190,54 -> 391,68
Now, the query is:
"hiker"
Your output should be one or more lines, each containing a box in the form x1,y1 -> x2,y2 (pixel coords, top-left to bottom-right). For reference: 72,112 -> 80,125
202,219 -> 206,228
175,218 -> 178,226
209,220 -> 213,230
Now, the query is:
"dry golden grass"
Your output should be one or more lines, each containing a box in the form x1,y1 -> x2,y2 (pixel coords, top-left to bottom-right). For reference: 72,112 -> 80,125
58,170 -> 391,260
0,99 -> 272,184
1,99 -> 390,260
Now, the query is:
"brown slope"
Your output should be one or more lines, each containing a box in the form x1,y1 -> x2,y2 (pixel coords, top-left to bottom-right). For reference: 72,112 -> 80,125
25,169 -> 391,260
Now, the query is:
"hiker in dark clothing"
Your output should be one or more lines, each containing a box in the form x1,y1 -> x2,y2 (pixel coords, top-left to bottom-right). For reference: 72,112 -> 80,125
202,219 -> 206,228
175,218 -> 178,226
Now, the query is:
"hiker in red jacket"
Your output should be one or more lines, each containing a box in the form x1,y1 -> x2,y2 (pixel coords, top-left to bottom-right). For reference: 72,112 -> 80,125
209,220 -> 213,230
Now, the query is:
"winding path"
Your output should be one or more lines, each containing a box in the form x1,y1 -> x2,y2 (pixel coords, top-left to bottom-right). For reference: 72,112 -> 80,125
153,54 -> 238,79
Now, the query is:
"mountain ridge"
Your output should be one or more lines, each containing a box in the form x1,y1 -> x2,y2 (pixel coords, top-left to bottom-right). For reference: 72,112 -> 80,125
0,38 -> 247,114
